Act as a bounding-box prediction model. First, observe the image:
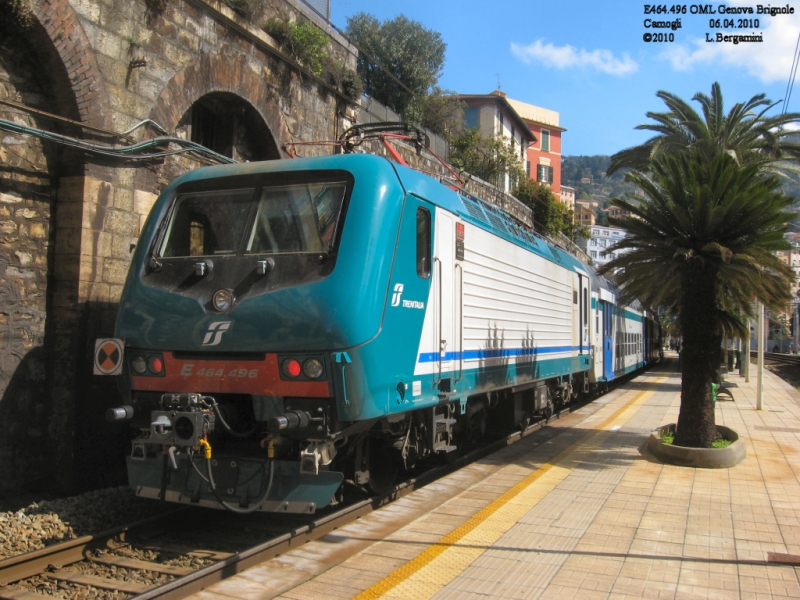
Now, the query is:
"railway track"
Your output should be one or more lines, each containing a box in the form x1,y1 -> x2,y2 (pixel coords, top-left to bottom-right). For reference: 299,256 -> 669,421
753,351 -> 800,367
0,376 -> 644,600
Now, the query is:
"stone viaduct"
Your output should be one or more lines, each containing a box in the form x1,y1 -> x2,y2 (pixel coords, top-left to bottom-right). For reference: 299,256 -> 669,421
0,0 -> 358,494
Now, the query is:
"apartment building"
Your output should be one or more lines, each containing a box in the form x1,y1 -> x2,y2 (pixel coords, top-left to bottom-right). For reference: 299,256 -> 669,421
586,225 -> 627,266
457,91 -> 536,192
505,96 -> 566,202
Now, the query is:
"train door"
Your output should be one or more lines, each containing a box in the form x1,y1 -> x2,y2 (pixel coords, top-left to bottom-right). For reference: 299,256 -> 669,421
603,302 -> 614,380
593,294 -> 603,378
577,273 -> 589,354
571,273 -> 580,353
433,209 -> 456,386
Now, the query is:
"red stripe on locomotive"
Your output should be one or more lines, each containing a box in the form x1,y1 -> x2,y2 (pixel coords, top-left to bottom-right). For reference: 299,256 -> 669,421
131,353 -> 331,396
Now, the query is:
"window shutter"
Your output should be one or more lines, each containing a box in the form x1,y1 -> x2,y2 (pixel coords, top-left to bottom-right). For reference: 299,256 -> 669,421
548,166 -> 554,184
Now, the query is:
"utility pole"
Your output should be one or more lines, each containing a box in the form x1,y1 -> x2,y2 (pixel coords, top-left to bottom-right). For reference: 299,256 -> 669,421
744,323 -> 750,382
757,301 -> 764,410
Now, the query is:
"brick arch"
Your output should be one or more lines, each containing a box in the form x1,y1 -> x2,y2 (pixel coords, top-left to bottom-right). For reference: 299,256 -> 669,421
32,0 -> 112,130
151,53 -> 290,158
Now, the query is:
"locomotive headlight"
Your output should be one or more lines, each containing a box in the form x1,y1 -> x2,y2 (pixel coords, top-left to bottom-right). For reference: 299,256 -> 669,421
174,416 -> 195,441
303,358 -> 324,379
131,355 -> 147,375
281,358 -> 302,379
212,289 -> 233,312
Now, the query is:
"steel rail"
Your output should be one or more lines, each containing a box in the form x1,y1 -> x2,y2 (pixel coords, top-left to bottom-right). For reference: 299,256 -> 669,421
750,351 -> 800,366
0,509 -> 188,586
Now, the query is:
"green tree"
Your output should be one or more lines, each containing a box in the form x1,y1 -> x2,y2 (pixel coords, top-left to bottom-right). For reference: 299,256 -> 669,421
403,87 -> 464,138
607,82 -> 800,179
449,128 -> 524,188
346,13 -> 446,115
512,179 -> 583,239
263,18 -> 330,76
600,152 -> 794,447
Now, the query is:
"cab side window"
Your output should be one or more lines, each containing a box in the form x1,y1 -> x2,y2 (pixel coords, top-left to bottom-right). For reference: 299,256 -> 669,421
416,208 -> 431,278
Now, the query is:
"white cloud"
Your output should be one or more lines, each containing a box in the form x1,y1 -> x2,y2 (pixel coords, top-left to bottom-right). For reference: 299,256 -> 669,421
660,4 -> 800,83
511,40 -> 638,76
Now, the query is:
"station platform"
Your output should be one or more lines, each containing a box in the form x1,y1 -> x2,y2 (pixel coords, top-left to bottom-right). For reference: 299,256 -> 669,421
190,355 -> 800,600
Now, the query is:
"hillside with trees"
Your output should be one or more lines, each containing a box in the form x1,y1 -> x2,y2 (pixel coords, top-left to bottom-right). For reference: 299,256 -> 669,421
563,154 -> 800,226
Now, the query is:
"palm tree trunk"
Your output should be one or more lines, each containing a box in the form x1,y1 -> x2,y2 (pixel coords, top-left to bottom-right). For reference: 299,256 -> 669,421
674,264 -> 719,447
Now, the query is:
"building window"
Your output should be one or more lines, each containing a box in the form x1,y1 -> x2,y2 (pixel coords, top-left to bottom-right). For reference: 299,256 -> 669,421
541,129 -> 550,152
526,161 -> 531,177
590,251 -> 597,258
498,112 -> 504,133
537,165 -> 554,184
464,107 -> 479,130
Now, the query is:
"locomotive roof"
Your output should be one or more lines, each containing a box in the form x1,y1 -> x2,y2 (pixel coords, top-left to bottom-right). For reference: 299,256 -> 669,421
165,153 -> 611,288
389,160 -> 597,278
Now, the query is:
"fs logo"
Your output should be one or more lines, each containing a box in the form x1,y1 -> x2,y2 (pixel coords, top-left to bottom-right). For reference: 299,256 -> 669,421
202,321 -> 231,346
391,283 -> 404,307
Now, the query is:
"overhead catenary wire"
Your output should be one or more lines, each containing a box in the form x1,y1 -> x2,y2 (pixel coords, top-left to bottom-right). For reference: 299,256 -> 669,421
783,31 -> 800,114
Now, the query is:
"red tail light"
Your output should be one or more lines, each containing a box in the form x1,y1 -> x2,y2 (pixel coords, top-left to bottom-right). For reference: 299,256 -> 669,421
281,358 -> 302,378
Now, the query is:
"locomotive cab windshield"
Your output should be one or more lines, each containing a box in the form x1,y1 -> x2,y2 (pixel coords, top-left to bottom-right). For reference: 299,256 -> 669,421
159,179 -> 349,259
142,172 -> 355,313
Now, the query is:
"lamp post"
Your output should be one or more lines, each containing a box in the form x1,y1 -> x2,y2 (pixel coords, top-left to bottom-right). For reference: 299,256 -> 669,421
757,301 -> 764,411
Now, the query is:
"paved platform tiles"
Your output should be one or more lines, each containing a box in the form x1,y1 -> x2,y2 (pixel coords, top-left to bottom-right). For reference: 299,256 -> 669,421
189,355 -> 800,600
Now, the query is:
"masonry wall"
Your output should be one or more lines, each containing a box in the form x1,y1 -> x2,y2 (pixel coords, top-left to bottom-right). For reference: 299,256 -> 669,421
0,25 -> 62,490
0,0 -> 357,494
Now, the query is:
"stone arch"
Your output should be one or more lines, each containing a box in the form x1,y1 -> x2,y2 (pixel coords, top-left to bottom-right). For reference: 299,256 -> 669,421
32,0 -> 113,130
151,54 -> 291,158
177,91 -> 281,162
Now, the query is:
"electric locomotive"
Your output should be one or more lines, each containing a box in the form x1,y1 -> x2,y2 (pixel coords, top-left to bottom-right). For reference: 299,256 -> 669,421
107,153 -> 660,513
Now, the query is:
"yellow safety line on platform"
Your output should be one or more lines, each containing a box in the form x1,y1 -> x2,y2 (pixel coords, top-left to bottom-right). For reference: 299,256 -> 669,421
354,378 -> 665,600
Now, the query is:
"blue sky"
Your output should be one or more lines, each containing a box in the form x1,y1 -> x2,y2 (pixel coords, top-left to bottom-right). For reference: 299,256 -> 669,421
330,0 -> 800,156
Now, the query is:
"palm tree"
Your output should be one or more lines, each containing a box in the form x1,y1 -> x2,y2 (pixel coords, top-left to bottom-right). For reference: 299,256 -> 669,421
600,152 -> 794,447
607,83 -> 800,180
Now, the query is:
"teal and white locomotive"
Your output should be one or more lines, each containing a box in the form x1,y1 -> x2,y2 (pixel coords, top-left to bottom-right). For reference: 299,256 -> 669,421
107,153 -> 661,513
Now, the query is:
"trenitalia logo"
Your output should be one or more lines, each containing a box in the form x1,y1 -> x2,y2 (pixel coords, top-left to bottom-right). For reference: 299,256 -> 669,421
202,321 -> 231,346
391,283 -> 404,307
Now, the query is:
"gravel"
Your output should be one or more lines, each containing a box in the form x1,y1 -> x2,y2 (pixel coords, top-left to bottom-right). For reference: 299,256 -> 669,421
0,486 -> 169,561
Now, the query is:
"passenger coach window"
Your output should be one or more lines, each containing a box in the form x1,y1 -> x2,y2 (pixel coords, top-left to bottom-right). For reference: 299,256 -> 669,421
583,289 -> 588,322
416,208 -> 431,278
